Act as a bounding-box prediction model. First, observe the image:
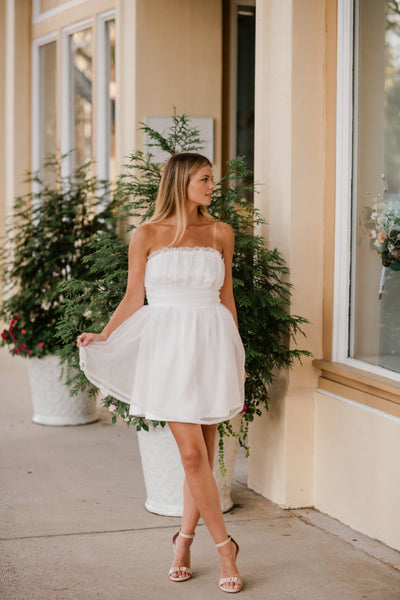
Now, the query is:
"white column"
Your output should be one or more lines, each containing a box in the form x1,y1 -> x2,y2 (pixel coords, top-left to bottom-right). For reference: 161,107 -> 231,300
249,0 -> 326,507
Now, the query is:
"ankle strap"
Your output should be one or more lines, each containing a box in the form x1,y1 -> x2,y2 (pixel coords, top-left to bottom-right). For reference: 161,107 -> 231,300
179,529 -> 195,539
216,536 -> 231,548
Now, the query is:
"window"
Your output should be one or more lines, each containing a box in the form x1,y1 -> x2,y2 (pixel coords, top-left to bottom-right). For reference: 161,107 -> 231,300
350,0 -> 400,374
97,14 -> 116,182
68,26 -> 93,170
236,5 -> 255,176
33,10 -> 116,183
32,36 -> 57,184
227,0 -> 255,202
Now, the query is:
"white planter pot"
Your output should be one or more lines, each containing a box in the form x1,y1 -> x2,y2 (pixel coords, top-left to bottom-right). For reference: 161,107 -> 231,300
137,416 -> 241,516
27,355 -> 97,426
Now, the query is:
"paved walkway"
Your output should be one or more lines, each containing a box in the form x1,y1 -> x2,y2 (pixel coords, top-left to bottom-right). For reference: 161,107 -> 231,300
1,349 -> 400,600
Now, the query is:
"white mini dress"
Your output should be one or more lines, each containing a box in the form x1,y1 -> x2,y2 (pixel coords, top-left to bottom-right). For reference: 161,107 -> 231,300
79,246 -> 245,424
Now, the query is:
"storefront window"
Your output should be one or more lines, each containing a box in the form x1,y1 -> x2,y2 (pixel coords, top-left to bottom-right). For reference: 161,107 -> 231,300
38,40 -> 57,185
70,28 -> 93,168
235,3 -> 255,202
351,0 -> 400,372
97,17 -> 116,182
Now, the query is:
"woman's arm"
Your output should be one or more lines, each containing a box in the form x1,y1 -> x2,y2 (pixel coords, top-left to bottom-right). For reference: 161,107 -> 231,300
77,227 -> 150,347
218,223 -> 239,328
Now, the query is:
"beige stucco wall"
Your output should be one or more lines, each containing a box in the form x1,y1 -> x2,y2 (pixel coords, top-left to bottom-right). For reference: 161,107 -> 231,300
249,0 -> 325,507
40,0 -> 70,12
314,389 -> 400,551
124,0 -> 223,176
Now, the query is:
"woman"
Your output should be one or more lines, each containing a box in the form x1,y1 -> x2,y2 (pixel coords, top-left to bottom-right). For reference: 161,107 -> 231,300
77,152 -> 245,593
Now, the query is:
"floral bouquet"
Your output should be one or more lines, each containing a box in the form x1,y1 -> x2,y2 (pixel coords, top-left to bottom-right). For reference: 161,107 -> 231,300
363,183 -> 400,271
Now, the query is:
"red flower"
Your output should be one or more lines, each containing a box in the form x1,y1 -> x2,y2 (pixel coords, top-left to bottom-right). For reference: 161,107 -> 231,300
10,319 -> 16,327
28,349 -> 33,355
20,345 -> 25,351
21,329 -> 26,334
8,327 -> 14,334
241,405 -> 248,413
1,332 -> 8,340
38,342 -> 44,348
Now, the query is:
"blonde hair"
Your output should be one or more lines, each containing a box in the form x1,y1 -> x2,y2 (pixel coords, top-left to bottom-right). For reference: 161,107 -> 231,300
148,152 -> 214,245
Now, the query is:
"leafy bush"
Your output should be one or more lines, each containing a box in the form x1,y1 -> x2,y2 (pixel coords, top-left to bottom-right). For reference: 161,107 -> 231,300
0,156 -> 125,357
56,113 -> 310,461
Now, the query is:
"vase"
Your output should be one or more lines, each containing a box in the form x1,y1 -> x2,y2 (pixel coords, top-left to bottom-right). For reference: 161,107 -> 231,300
136,416 -> 241,516
27,355 -> 97,426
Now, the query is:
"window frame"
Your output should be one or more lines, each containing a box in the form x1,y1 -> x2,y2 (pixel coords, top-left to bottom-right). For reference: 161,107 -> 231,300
60,17 -> 94,179
332,0 -> 400,383
31,31 -> 58,181
96,9 -> 117,183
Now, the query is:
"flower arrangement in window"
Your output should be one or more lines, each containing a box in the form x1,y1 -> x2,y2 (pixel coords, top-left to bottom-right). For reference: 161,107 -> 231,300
362,178 -> 400,271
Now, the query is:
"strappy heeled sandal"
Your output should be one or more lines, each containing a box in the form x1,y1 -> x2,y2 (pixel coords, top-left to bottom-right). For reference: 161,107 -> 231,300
216,536 -> 242,593
168,529 -> 195,582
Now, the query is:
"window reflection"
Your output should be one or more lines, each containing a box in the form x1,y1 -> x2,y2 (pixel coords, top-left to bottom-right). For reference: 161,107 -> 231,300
40,41 -> 57,186
351,0 -> 400,373
71,28 -> 93,168
108,19 -> 116,182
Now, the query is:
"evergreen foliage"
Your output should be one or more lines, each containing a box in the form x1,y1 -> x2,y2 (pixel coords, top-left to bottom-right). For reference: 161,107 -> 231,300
56,112 -> 311,459
0,156 -> 124,358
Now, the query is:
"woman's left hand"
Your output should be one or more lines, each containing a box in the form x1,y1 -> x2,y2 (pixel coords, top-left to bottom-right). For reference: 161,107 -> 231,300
77,332 -> 107,347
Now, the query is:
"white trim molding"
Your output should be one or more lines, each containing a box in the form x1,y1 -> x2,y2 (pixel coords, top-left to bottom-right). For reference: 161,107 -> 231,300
332,0 -> 354,363
32,0 -> 88,24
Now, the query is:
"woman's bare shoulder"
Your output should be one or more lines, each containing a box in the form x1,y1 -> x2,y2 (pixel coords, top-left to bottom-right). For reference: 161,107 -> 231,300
214,221 -> 234,243
129,223 -> 158,253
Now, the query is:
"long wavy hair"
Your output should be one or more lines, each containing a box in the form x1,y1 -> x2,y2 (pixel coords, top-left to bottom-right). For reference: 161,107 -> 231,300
148,152 -> 214,245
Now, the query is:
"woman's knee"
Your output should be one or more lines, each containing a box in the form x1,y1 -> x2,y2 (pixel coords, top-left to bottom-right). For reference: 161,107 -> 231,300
180,446 -> 206,474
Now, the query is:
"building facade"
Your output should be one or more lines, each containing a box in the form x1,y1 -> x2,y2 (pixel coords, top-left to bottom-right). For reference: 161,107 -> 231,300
1,0 -> 399,552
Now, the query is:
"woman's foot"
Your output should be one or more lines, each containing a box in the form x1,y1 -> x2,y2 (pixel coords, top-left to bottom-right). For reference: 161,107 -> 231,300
217,537 -> 242,593
168,529 -> 195,582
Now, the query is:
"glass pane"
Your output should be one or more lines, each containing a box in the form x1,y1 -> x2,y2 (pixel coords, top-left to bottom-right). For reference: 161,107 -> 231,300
40,41 -> 57,185
236,5 -> 255,201
351,0 -> 400,373
70,28 -> 93,167
108,19 -> 116,182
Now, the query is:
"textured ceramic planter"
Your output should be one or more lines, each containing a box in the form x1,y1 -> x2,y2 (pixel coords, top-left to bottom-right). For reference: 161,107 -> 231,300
27,355 -> 97,426
137,416 -> 240,516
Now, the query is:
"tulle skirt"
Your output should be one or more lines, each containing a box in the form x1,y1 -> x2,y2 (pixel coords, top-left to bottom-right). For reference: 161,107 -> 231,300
79,303 -> 245,424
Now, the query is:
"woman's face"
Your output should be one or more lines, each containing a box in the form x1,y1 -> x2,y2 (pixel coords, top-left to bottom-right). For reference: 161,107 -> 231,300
186,165 -> 215,207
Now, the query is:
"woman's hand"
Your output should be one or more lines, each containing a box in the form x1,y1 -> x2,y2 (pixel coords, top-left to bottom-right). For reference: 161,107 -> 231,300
76,332 -> 107,347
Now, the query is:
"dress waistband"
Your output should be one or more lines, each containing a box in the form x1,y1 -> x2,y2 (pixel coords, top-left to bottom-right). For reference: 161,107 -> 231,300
146,288 -> 220,307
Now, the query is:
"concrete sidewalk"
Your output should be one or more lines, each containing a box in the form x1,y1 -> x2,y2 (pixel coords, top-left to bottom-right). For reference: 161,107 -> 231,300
1,349 -> 400,600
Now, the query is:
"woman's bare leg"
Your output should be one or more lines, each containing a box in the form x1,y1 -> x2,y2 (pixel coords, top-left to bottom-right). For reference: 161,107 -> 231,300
168,422 -> 241,591
170,425 -> 217,579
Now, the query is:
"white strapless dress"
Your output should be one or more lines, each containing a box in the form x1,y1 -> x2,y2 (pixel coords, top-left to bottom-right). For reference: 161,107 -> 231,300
79,246 -> 245,424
